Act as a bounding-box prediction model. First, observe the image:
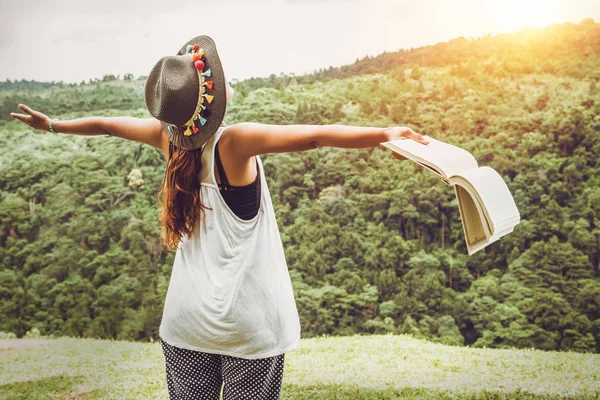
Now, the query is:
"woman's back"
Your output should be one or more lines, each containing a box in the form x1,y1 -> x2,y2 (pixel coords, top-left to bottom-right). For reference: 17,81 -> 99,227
159,126 -> 302,359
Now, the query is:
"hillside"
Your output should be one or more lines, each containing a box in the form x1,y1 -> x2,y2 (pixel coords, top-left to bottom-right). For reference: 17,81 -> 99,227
1,334 -> 599,399
0,21 -> 599,355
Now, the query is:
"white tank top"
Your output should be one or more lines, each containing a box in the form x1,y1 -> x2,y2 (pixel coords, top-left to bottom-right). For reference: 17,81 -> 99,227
159,126 -> 302,359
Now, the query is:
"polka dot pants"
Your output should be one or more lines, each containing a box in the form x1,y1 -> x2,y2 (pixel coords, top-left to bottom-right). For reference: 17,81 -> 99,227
160,336 -> 285,400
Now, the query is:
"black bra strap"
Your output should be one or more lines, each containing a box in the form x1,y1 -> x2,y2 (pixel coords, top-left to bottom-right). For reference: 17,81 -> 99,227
214,141 -> 231,187
215,140 -> 261,189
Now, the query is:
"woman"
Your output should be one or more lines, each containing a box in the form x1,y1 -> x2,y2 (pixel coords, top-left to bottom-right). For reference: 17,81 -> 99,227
10,35 -> 429,400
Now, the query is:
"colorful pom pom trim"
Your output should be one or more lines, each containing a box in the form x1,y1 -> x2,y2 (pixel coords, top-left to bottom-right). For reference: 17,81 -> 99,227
169,44 -> 216,136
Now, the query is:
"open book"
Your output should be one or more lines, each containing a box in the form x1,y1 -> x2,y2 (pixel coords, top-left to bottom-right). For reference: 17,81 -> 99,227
380,136 -> 520,255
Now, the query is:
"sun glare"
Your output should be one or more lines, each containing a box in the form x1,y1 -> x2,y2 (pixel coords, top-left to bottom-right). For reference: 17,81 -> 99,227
485,0 -> 568,32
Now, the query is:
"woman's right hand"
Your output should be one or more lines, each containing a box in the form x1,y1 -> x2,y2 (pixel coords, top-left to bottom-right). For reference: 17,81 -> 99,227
385,126 -> 429,160
9,104 -> 51,132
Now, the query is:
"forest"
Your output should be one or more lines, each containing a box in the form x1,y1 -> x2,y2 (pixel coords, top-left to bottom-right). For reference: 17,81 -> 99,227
1,20 -> 599,353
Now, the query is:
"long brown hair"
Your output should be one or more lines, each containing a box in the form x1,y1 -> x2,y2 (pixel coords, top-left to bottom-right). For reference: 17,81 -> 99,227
157,130 -> 212,251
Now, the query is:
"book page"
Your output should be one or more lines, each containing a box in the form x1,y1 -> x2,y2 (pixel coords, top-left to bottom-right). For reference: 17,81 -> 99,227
381,141 -> 444,178
465,236 -> 501,256
455,185 -> 488,246
449,167 -> 520,232
381,136 -> 478,178
455,182 -> 493,238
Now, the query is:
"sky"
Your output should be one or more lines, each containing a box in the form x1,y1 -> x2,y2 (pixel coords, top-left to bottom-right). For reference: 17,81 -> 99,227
1,0 -> 599,84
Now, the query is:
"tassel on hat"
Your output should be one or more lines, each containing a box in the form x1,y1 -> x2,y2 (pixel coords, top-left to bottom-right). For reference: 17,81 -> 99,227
168,44 -> 218,137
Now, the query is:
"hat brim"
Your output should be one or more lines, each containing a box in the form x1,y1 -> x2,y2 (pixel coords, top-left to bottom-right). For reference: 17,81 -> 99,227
161,35 -> 227,151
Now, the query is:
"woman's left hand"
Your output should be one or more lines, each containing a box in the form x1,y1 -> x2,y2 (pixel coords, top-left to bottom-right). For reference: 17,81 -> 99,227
385,126 -> 430,160
9,104 -> 51,131
386,126 -> 430,144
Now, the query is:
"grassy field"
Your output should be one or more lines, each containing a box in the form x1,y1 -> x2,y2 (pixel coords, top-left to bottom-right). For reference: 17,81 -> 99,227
0,333 -> 599,399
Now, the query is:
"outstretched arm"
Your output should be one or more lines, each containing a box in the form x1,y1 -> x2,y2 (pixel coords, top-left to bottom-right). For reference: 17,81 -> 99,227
221,122 -> 429,160
10,104 -> 167,156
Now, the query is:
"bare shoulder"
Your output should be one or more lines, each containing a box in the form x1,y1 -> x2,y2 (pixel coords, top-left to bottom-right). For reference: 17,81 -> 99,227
216,124 -> 258,186
218,122 -> 319,158
218,123 -> 257,159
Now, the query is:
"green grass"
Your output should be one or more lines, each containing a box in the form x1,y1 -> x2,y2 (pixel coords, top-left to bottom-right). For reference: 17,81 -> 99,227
1,333 -> 599,399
